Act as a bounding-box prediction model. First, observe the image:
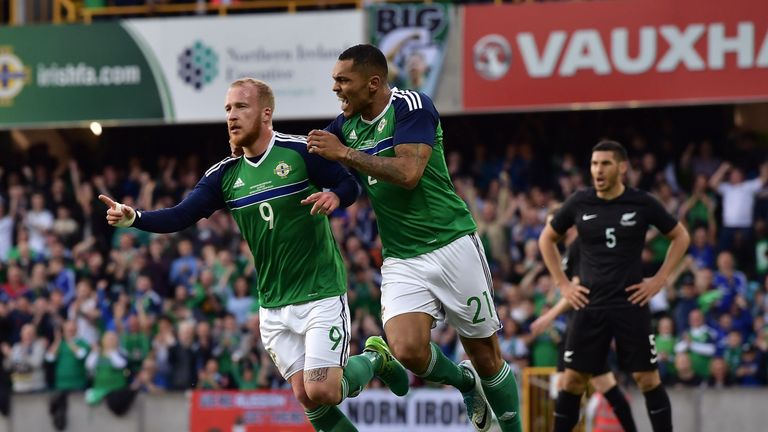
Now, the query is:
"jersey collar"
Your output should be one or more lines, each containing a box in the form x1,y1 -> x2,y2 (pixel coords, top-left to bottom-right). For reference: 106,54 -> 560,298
360,88 -> 397,125
243,131 -> 276,169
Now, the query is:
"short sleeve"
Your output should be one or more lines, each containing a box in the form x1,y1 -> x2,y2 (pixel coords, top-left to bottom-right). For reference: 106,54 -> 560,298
392,91 -> 438,147
324,114 -> 346,143
550,194 -> 579,235
643,192 -> 678,234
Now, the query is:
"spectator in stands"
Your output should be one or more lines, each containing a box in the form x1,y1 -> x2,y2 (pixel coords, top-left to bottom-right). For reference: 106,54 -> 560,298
497,317 -> 528,373
713,251 -> 749,315
734,344 -> 763,386
68,279 -> 100,346
129,357 -> 166,394
49,257 -> 76,305
169,239 -> 199,290
689,141 -> 722,179
145,237 -> 172,299
214,313 -> 239,379
655,316 -> 677,383
4,323 -> 46,392
1,264 -> 28,301
85,331 -> 137,416
118,313 -> 150,374
24,192 -> 54,256
168,321 -> 198,390
0,199 -> 15,263
707,357 -> 734,388
231,358 -> 264,390
678,175 -> 717,245
225,276 -> 254,326
197,358 -> 225,390
709,161 -> 768,265
675,309 -> 717,379
668,352 -> 701,387
46,320 -> 89,391
688,226 -> 716,270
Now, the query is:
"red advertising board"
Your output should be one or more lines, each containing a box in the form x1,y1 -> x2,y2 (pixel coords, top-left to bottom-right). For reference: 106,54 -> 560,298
190,390 -> 313,432
463,0 -> 768,111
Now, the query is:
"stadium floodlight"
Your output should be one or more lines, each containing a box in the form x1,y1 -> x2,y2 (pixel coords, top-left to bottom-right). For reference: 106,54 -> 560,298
90,121 -> 103,136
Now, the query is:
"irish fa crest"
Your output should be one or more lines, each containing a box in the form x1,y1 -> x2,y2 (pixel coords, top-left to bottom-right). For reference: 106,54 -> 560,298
0,47 -> 31,106
274,161 -> 291,178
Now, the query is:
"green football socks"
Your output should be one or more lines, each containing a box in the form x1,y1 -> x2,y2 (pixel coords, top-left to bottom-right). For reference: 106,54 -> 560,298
305,405 -> 358,432
418,342 -> 475,393
340,352 -> 380,401
481,362 -> 522,432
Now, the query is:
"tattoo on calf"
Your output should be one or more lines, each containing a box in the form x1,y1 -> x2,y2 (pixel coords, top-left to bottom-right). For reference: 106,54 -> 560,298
305,368 -> 329,383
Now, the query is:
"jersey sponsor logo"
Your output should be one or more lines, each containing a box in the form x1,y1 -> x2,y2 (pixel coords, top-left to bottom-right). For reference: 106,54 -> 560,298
273,161 -> 291,178
621,211 -> 637,226
377,118 -> 387,132
582,213 -> 598,221
348,130 -> 358,141
564,350 -> 574,363
228,180 -> 309,210
233,177 -> 245,189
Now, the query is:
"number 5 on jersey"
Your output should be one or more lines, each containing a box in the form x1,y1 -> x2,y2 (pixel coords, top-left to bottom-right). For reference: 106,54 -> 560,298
605,227 -> 616,248
259,202 -> 274,229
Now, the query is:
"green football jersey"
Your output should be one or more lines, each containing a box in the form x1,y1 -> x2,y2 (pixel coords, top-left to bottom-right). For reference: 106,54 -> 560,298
135,132 -> 356,309
327,88 -> 476,259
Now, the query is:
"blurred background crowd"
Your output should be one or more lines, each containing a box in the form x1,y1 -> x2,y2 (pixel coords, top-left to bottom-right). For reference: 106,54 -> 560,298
0,106 -> 767,402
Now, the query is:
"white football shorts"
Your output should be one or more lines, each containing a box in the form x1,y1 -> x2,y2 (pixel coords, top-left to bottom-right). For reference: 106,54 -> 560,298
259,294 -> 351,379
381,233 -> 501,338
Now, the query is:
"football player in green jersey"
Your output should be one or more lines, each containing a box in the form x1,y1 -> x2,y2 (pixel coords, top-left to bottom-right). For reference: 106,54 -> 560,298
307,45 -> 522,432
99,78 -> 408,432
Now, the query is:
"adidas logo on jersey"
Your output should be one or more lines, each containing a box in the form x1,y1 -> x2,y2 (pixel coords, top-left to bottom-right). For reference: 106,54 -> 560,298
348,130 -> 358,141
233,177 -> 245,189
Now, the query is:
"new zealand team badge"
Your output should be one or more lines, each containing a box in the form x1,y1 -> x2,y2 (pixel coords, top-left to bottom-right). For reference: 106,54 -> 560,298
274,161 -> 291,178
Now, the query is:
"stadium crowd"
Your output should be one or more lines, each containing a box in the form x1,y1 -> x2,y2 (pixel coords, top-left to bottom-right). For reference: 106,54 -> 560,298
0,124 -> 767,407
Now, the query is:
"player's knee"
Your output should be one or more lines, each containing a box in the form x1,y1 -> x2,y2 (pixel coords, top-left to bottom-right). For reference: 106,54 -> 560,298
632,371 -> 661,392
590,373 -> 617,394
561,372 -> 588,394
467,350 -> 502,377
304,383 -> 341,406
292,385 -> 318,410
389,340 -> 430,372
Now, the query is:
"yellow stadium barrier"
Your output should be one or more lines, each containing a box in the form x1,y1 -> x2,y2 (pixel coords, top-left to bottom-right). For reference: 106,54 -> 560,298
521,367 -> 587,432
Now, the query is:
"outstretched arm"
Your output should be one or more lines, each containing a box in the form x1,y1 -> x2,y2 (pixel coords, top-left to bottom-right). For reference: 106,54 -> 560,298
708,162 -> 731,190
99,181 -> 224,233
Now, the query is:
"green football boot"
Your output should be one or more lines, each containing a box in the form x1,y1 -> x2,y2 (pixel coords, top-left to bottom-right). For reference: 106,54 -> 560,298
363,336 -> 410,397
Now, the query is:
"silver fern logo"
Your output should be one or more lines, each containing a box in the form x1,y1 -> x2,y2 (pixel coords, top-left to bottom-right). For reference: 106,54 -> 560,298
178,41 -> 218,90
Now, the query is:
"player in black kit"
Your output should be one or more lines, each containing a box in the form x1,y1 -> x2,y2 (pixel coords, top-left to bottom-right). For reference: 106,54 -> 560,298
538,140 -> 690,432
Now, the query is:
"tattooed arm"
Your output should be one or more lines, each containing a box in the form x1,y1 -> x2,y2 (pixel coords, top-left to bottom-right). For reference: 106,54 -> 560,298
306,129 -> 431,190
342,143 -> 431,190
